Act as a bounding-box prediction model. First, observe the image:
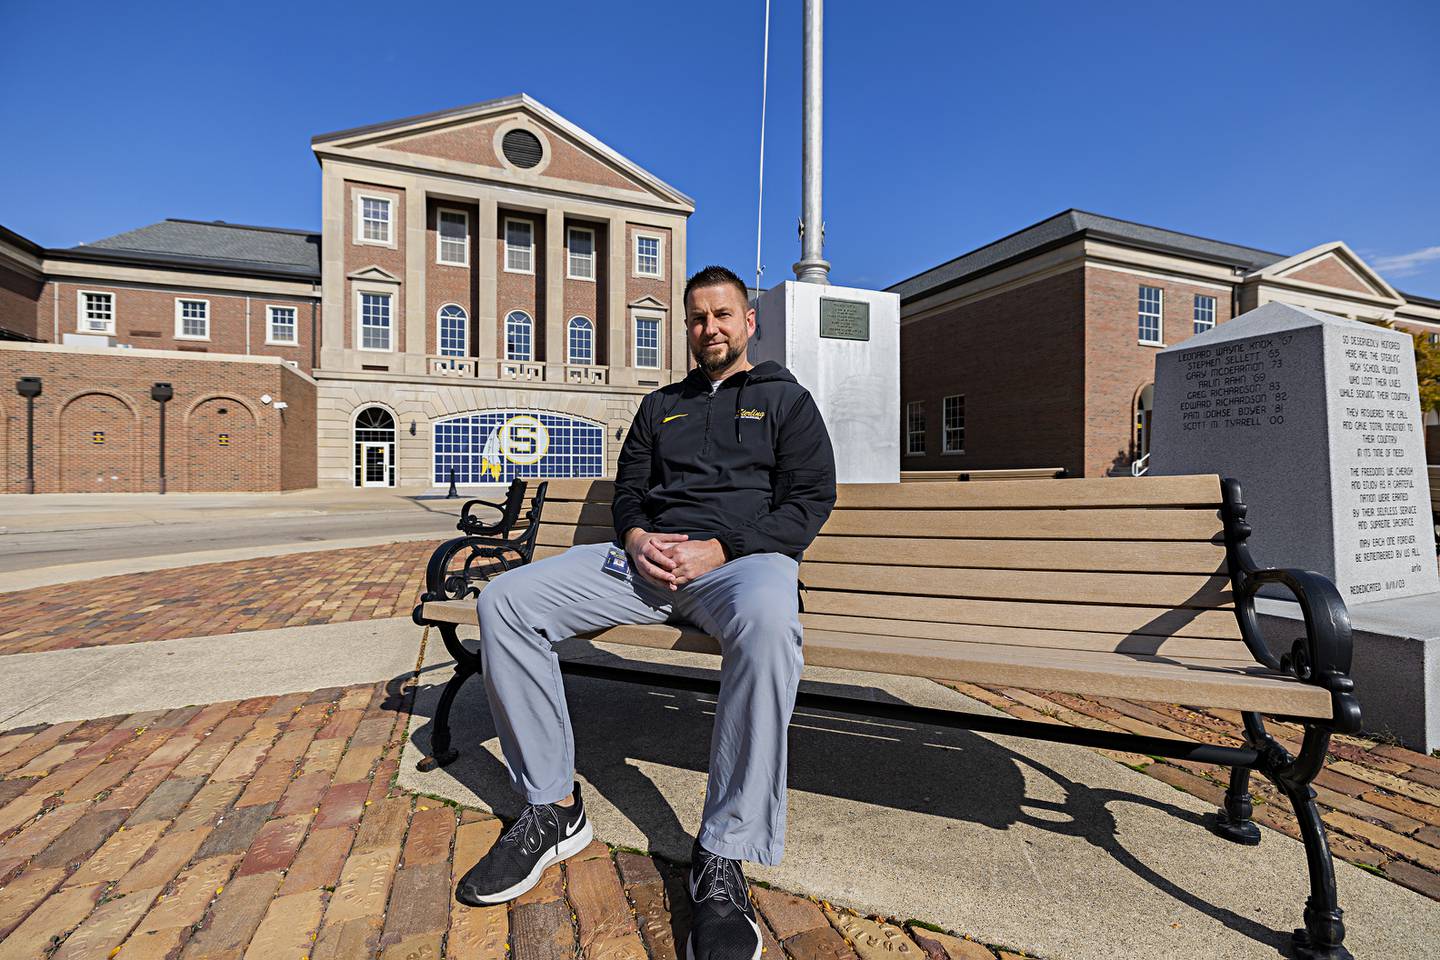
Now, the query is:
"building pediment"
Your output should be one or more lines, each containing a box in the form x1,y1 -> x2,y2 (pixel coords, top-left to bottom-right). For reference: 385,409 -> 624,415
1248,242 -> 1401,303
628,295 -> 667,310
311,94 -> 693,212
346,265 -> 401,283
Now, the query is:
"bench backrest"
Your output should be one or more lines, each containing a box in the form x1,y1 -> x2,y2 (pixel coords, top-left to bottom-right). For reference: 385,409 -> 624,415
529,476 -> 1245,660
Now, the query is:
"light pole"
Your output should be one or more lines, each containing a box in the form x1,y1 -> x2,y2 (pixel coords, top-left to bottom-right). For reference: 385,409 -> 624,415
16,377 -> 41,495
793,0 -> 829,284
151,382 -> 173,494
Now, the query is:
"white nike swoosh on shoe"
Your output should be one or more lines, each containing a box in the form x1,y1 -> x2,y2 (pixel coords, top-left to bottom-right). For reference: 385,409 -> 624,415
563,812 -> 585,838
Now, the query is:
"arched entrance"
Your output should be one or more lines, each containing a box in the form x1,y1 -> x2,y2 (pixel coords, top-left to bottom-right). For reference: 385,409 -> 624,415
354,406 -> 396,487
187,397 -> 258,491
59,392 -> 138,492
1135,383 -> 1155,461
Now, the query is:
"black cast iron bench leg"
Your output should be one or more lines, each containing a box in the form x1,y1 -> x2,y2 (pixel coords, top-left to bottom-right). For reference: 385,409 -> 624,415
417,622 -> 482,772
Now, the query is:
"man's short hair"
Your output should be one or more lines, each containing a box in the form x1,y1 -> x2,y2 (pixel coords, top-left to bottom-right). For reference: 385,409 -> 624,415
683,265 -> 749,310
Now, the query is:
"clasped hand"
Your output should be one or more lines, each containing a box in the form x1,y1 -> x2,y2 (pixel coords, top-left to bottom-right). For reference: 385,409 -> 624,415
624,530 -> 726,590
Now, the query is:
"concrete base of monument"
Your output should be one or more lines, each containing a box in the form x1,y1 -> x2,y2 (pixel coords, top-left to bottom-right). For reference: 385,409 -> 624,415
752,281 -> 900,483
1258,592 -> 1440,751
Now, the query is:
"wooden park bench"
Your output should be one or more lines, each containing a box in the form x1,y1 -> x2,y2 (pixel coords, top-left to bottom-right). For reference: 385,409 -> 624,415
900,467 -> 1066,481
413,474 -> 1360,959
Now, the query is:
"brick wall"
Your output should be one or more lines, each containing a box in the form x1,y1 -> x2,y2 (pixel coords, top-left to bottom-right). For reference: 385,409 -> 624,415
1286,256 -> 1372,294
34,280 -> 317,372
1082,267 -> 1238,476
0,262 -> 41,340
426,199 -> 479,358
0,344 -> 315,494
900,268 -> 1087,476
497,210 -> 543,360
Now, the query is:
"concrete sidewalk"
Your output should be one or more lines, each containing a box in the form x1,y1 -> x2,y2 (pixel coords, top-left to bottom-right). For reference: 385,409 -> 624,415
400,636 -> 1440,960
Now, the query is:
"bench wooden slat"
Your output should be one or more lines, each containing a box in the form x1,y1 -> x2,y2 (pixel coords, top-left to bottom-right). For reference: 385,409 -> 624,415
537,501 -> 1222,542
533,525 -> 1228,575
803,592 -> 1243,640
418,600 -> 1328,718
540,475 -> 1223,510
799,563 -> 1232,609
796,613 -> 1250,661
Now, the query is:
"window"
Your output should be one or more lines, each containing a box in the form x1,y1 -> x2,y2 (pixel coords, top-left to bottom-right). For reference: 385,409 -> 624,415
1193,294 -> 1216,334
634,313 -> 660,368
437,208 -> 469,265
943,395 -> 965,454
568,316 -> 594,365
438,304 -> 467,357
175,298 -> 209,340
359,292 -> 392,351
357,193 -> 393,245
567,227 -> 595,280
505,310 -> 533,361
78,291 -> 114,333
353,406 -> 395,488
906,401 -> 926,455
266,305 -> 298,345
1138,286 -> 1163,344
434,411 -> 604,485
634,233 -> 662,278
504,218 -> 534,273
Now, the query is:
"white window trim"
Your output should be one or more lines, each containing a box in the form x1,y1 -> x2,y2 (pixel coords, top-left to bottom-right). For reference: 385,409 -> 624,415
632,231 -> 664,279
942,395 -> 965,455
174,297 -> 211,341
504,310 -> 535,361
905,401 -> 926,456
265,304 -> 299,346
354,190 -> 397,248
437,303 -> 469,356
76,289 -> 116,334
503,217 -> 535,275
436,207 -> 470,266
632,309 -> 663,369
567,315 -> 595,365
354,287 -> 396,353
1138,285 -> 1164,347
1193,294 -> 1217,334
566,226 -> 596,282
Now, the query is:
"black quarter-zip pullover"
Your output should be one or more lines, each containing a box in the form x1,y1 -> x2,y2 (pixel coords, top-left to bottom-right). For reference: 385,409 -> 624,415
611,361 -> 837,561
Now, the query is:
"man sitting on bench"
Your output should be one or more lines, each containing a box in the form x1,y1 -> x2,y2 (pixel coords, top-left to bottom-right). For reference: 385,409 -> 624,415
456,265 -> 837,960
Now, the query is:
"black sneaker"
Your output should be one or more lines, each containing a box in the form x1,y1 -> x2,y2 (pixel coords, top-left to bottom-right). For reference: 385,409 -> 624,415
455,781 -> 592,906
686,838 -> 763,960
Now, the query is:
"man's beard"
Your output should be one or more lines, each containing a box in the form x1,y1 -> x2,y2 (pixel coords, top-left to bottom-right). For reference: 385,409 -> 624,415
693,339 -> 744,375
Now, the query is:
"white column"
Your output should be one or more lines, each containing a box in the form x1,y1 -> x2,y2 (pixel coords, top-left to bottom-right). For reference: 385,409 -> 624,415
403,188 -> 427,374
476,197 -> 498,367
544,207 -> 565,377
608,215 -> 628,386
671,223 -> 688,376
319,167 -> 345,371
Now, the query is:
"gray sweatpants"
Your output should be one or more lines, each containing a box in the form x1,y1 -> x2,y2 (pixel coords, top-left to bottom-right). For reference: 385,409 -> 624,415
475,540 -> 802,866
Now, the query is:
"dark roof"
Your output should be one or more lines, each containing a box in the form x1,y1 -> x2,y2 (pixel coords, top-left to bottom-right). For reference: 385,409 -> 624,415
0,223 -> 43,256
1400,290 -> 1440,310
57,219 -> 320,280
888,210 -> 1288,303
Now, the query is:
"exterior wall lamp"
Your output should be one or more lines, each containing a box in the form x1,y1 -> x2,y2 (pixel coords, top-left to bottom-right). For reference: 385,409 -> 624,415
16,377 -> 41,494
150,382 -> 173,494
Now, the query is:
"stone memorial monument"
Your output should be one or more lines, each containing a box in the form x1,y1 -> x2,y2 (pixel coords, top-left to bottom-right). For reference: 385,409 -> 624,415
1149,300 -> 1440,748
1151,301 -> 1438,602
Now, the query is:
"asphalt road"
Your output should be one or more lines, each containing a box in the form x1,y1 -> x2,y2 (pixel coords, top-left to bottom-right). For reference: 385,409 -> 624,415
0,507 -> 464,573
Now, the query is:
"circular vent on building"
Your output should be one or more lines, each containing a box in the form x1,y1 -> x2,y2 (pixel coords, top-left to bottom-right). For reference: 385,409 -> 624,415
501,129 -> 544,169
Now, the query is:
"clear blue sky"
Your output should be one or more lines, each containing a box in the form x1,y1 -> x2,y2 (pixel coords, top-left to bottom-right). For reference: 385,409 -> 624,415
3,1 -> 1438,296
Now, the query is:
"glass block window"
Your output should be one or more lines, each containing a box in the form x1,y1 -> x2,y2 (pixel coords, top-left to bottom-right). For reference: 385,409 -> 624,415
906,401 -> 926,455
635,314 -> 660,367
1138,286 -> 1163,344
360,292 -> 392,350
433,410 -> 605,484
568,316 -> 594,364
177,299 -> 209,339
505,219 -> 533,272
943,395 -> 965,454
1193,294 -> 1216,334
505,310 -> 533,361
80,291 -> 114,332
568,227 -> 595,280
438,209 -> 468,265
267,305 -> 297,344
361,196 -> 391,243
635,234 -> 661,277
438,304 -> 467,357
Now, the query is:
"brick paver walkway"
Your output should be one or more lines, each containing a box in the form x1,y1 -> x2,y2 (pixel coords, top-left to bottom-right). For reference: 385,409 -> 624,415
0,541 -> 441,656
0,682 -> 1036,960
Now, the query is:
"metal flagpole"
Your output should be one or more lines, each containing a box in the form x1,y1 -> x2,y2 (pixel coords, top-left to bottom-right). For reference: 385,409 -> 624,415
793,0 -> 830,283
